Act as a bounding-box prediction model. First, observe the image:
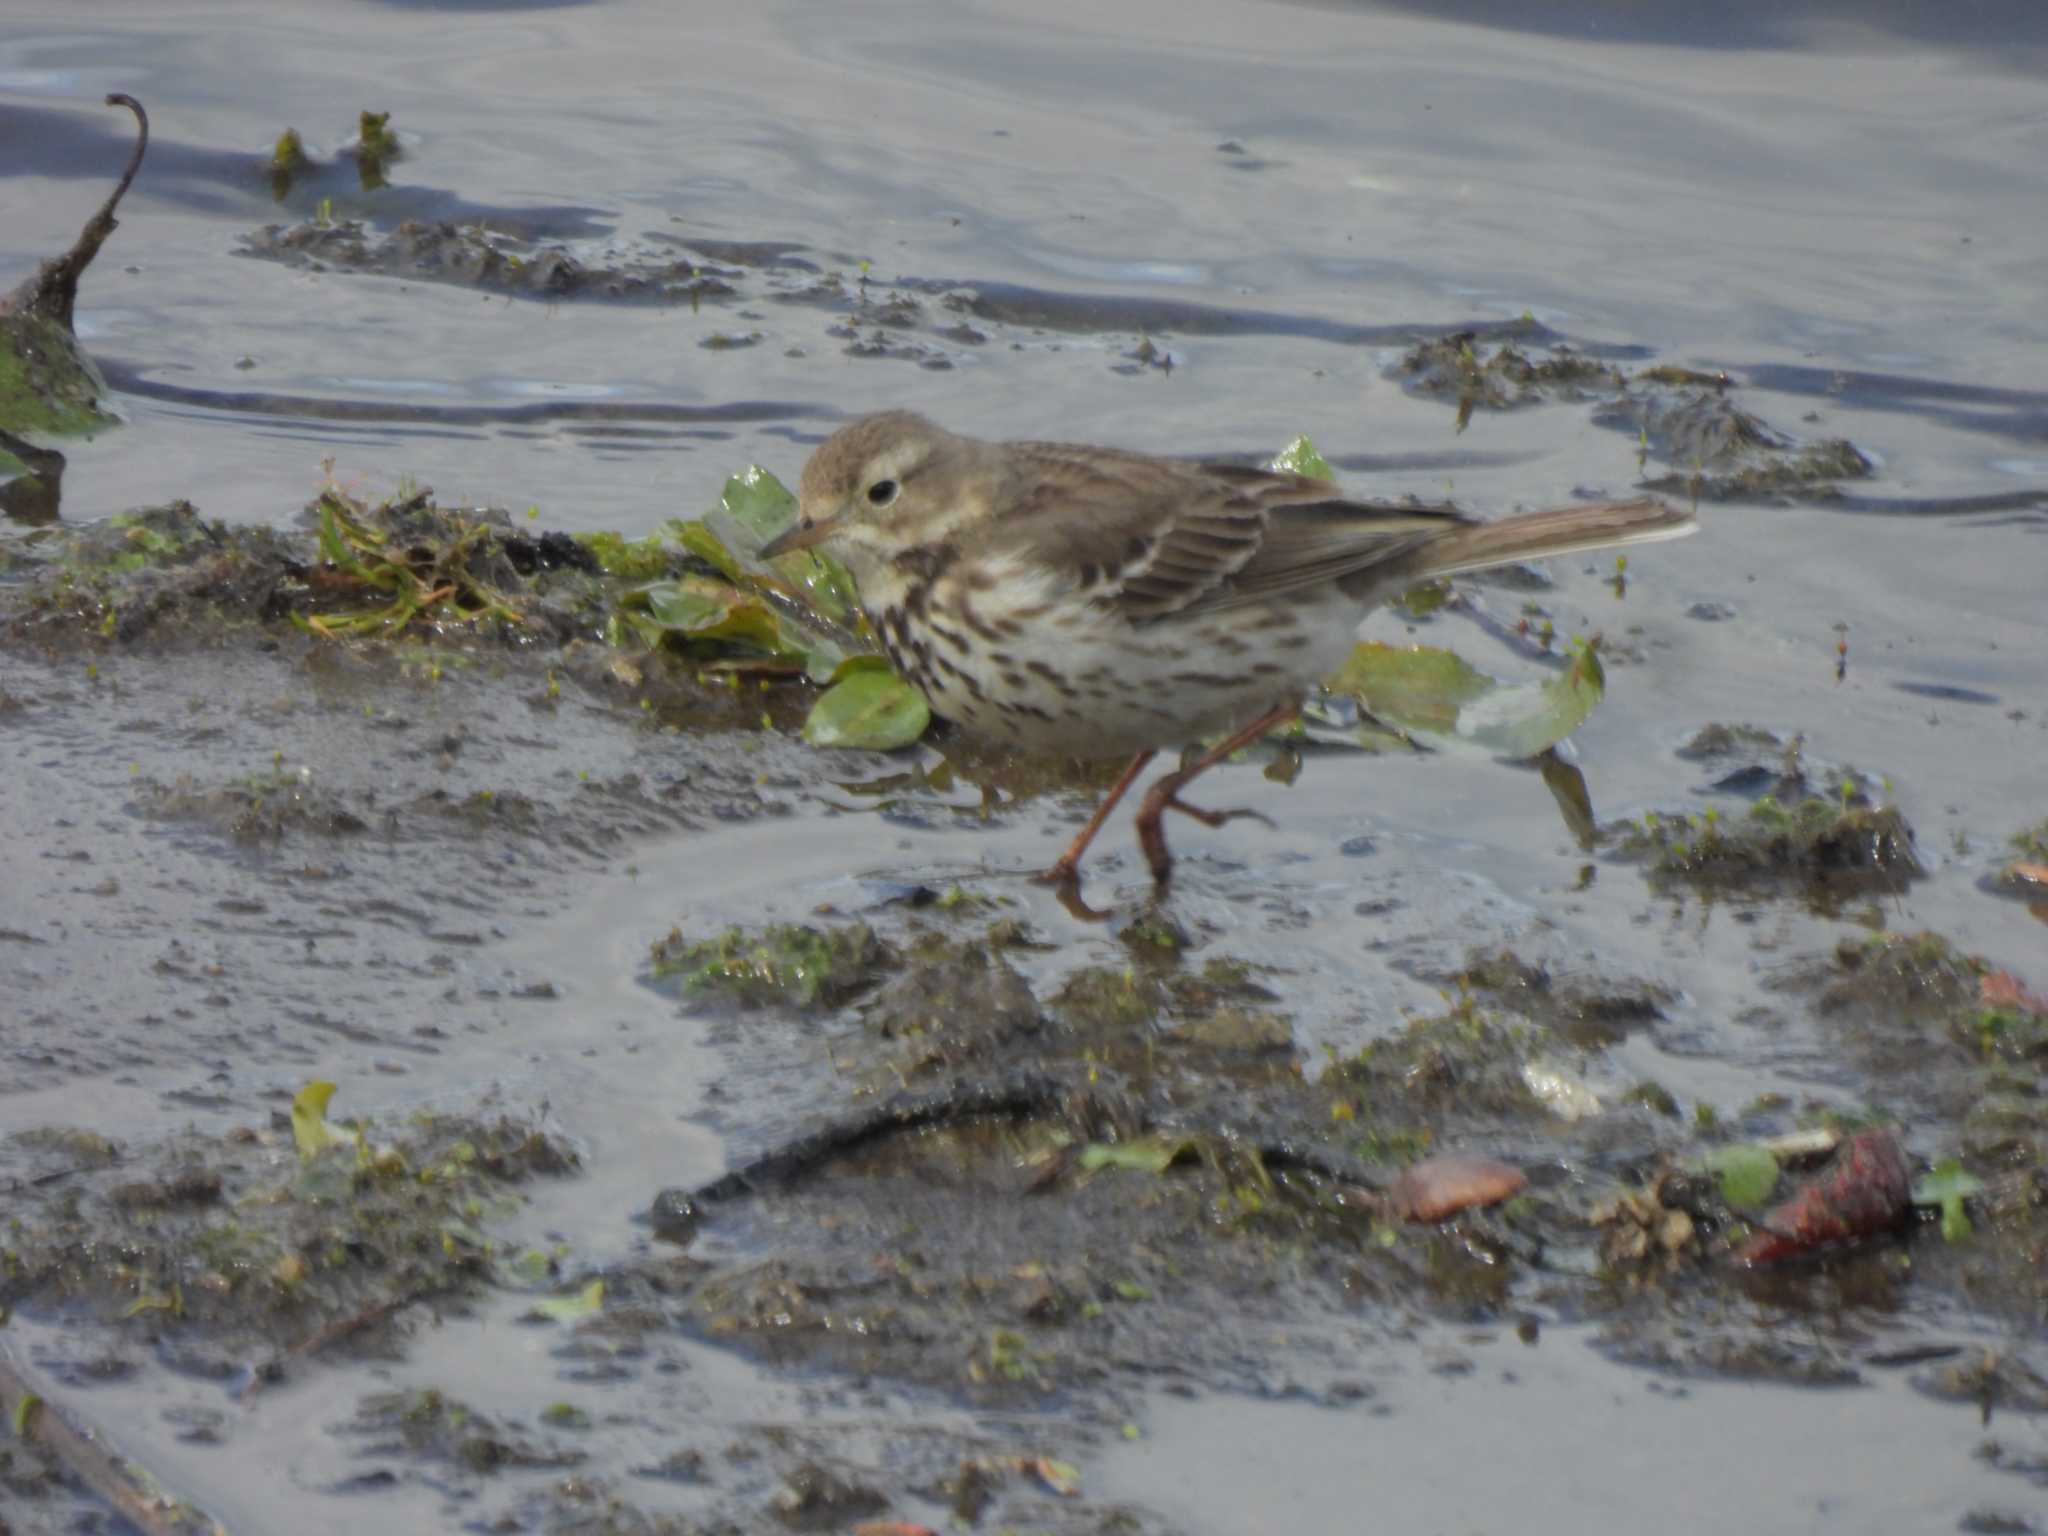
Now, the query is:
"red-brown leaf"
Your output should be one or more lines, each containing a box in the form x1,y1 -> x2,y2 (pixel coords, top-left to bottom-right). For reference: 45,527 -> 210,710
1388,1153 -> 1528,1222
1734,1128 -> 1911,1265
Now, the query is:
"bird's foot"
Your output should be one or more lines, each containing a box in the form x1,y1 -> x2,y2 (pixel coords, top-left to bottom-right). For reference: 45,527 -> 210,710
1159,795 -> 1275,833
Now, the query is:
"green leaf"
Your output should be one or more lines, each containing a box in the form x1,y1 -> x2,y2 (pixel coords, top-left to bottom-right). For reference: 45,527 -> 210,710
1324,636 -> 1606,759
291,1080 -> 355,1161
665,516 -> 742,582
1326,643 -> 1492,736
1694,1143 -> 1780,1209
690,467 -> 864,626
719,464 -> 801,543
802,657 -> 930,750
1268,434 -> 1335,481
1911,1158 -> 1984,1244
1077,1135 -> 1197,1175
632,575 -> 800,660
659,468 -> 864,677
1909,1158 -> 1986,1207
1940,1197 -> 1972,1244
529,1277 -> 605,1324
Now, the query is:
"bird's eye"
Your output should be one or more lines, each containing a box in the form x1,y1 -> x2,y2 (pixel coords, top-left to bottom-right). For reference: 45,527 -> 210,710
866,478 -> 899,507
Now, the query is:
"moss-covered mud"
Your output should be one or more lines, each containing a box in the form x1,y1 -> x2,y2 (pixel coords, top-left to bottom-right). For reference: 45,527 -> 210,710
9,8 -> 2048,1530
3,486 -> 2044,1528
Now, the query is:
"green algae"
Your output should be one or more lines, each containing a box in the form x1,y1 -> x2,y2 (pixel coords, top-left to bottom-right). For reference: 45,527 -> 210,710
0,1096 -> 578,1355
647,922 -> 889,1009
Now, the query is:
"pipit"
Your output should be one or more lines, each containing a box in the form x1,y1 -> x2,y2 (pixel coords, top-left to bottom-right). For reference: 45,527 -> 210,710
761,411 -> 1694,886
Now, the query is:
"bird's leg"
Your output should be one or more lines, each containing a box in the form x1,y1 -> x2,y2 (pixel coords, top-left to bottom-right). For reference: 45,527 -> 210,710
1036,749 -> 1156,886
1134,703 -> 1300,884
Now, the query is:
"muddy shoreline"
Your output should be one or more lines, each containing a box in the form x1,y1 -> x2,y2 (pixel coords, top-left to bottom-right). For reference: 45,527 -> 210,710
7,0 -> 2048,1530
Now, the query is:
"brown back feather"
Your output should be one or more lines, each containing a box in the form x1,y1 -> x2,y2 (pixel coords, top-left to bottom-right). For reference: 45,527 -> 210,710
975,438 -> 1692,624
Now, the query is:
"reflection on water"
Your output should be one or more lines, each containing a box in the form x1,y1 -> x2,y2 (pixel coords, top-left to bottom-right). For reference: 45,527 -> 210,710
1329,0 -> 2048,57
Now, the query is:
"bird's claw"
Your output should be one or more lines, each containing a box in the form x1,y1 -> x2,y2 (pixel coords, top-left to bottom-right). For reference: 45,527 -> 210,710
1161,796 -> 1275,832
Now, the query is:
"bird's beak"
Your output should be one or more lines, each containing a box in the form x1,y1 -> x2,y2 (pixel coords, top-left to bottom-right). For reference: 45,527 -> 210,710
757,519 -> 832,560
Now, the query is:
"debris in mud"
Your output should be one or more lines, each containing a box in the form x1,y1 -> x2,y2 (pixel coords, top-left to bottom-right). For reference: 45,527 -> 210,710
297,487 -> 539,637
1611,726 -> 1919,899
344,1387 -> 587,1479
635,918 -> 1574,1394
3,94 -> 148,523
627,889 -> 2046,1420
648,921 -> 890,1009
2008,819 -> 2048,864
268,126 -> 310,199
1454,948 -> 1671,1049
836,322 -> 957,368
1590,1126 -> 1914,1273
770,1461 -> 889,1529
351,109 -> 401,191
1384,1153 -> 1527,1222
1392,334 -> 1624,432
1615,793 -> 1920,895
1386,333 -> 1876,503
0,1088 -> 578,1360
0,463 -> 928,769
1998,821 -> 2048,919
0,1349 -> 226,1536
1732,1128 -> 1914,1265
239,215 -> 744,304
1110,335 -> 1176,375
1591,1185 -> 1703,1272
1598,384 -> 1873,502
1817,929 -> 1983,1027
1318,989 -> 1547,1126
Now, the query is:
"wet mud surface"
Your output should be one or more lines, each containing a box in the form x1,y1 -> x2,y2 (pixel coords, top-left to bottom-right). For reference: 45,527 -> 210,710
6,0 -> 2048,1532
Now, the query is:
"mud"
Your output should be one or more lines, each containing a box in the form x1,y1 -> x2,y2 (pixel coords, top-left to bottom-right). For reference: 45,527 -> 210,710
7,0 -> 2048,1532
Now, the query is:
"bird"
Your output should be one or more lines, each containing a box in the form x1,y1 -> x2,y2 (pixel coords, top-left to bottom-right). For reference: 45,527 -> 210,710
759,411 -> 1694,888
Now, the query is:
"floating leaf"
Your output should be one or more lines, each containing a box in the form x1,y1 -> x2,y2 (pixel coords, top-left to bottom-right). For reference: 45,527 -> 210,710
291,1080 -> 355,1161
1078,1135 -> 1198,1175
529,1277 -> 605,1324
1696,1142 -> 1781,1209
1025,1457 -> 1081,1496
1268,434 -> 1335,481
1325,635 -> 1606,759
803,656 -> 930,750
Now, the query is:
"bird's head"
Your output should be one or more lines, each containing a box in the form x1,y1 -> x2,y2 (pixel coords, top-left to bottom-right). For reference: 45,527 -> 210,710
758,411 -> 975,582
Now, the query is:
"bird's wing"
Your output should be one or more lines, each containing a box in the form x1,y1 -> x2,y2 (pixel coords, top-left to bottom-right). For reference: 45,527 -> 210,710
983,448 -> 1471,624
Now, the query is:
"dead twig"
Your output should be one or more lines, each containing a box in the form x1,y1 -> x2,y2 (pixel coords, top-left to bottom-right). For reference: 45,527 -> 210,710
0,1345 -> 223,1535
2,94 -> 148,326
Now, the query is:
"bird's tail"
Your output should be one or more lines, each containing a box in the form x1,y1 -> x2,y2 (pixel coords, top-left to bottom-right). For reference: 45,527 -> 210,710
1406,496 -> 1695,581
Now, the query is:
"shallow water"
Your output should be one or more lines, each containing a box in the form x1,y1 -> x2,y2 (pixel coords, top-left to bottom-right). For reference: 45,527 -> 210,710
5,0 -> 2047,1531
